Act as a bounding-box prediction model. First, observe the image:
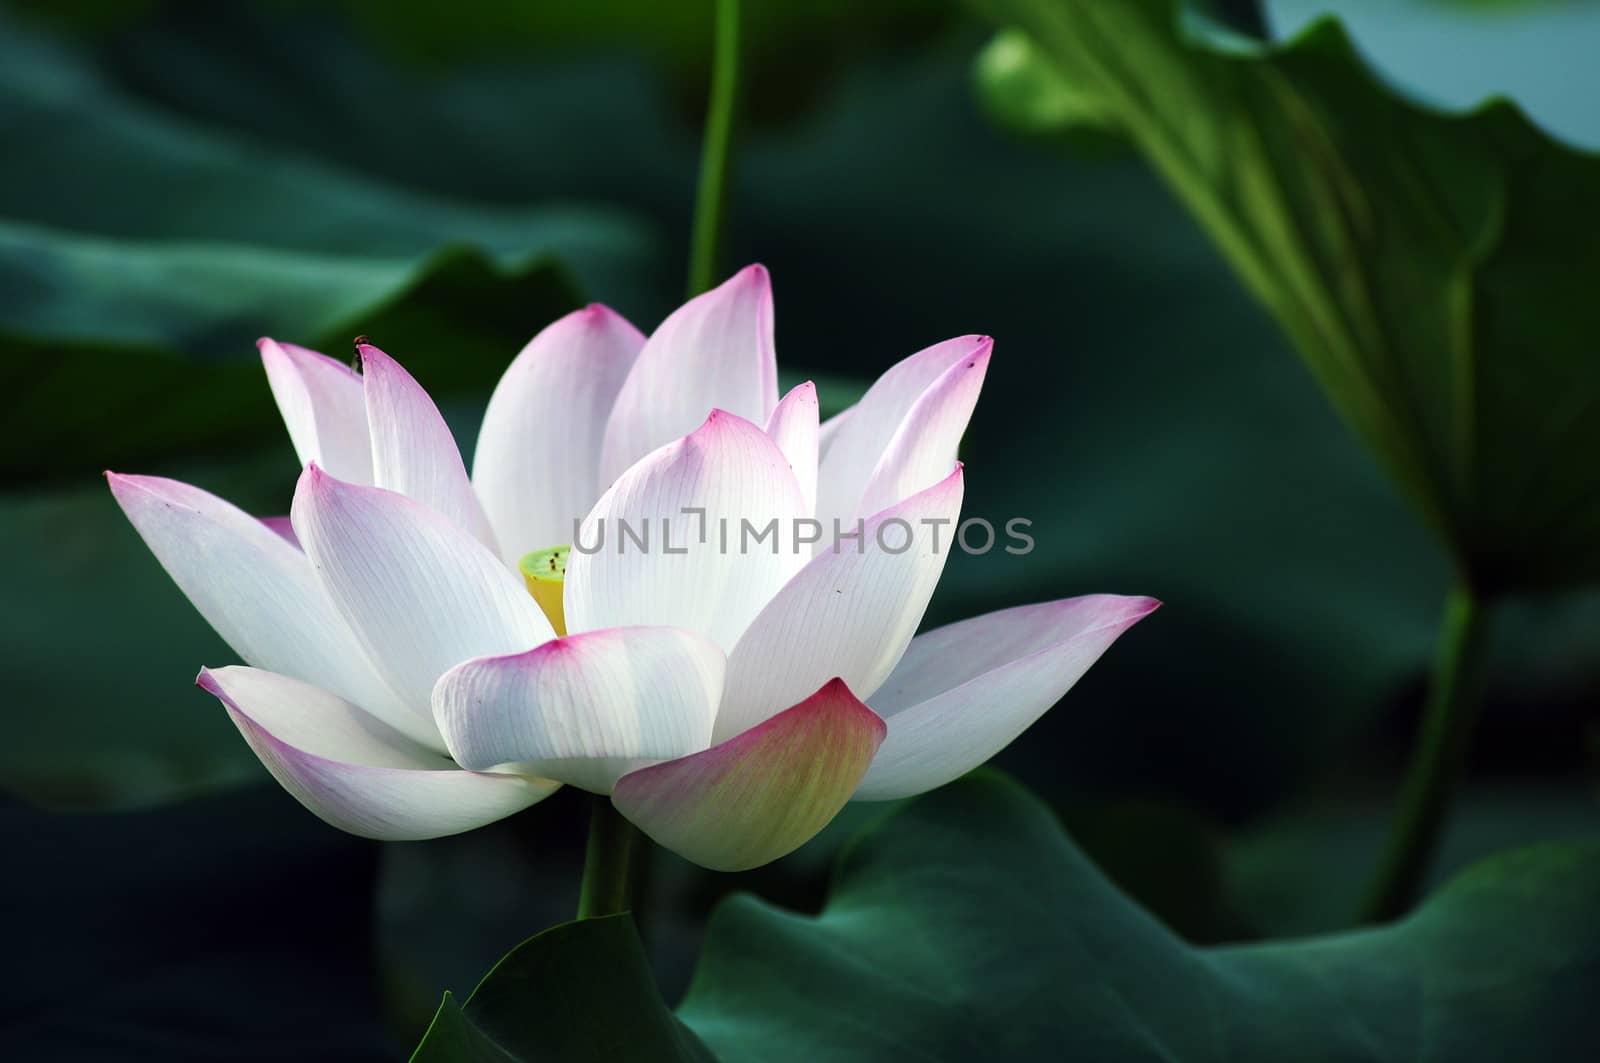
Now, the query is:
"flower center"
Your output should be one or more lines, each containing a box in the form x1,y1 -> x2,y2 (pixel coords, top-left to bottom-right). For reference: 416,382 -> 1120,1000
518,544 -> 569,637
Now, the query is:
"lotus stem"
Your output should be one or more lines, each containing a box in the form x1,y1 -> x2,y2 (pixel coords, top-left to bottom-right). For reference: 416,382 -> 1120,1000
577,796 -> 641,919
1358,585 -> 1492,924
687,0 -> 741,298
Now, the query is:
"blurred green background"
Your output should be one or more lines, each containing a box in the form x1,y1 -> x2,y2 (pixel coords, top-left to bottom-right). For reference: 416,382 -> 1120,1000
2,0 -> 1596,1057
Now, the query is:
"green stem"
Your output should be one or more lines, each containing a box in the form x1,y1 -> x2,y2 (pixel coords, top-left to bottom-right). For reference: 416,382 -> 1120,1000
1358,585 -> 1492,924
686,0 -> 741,298
574,0 -> 740,927
576,796 -> 640,919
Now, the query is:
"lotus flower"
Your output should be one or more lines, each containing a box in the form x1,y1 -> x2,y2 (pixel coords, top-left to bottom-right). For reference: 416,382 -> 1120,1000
107,266 -> 1155,871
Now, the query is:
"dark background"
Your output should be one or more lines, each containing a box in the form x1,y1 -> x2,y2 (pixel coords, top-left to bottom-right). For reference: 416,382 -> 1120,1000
2,0 -> 1596,1057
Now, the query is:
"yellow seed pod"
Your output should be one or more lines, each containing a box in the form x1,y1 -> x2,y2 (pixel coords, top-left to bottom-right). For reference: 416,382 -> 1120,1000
518,544 -> 569,637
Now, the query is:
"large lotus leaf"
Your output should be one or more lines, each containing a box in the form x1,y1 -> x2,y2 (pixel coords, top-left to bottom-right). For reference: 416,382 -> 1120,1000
410,772 -> 1600,1061
0,11 -> 657,479
971,0 -> 1600,593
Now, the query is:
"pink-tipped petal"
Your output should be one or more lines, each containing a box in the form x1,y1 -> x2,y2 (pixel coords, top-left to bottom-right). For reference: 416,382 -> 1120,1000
814,336 -> 989,534
107,473 -> 429,746
612,678 -> 885,871
854,595 -> 1160,801
259,514 -> 300,549
201,666 -> 556,840
712,465 -> 964,742
432,626 -> 725,794
260,338 -> 374,485
291,465 -> 555,715
565,410 -> 807,654
598,265 -> 778,486
765,381 -> 819,516
473,305 -> 646,564
856,340 -> 989,519
359,343 -> 498,551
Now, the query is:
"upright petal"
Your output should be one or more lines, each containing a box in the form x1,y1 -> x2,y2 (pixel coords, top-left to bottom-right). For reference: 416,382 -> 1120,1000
814,335 -> 989,534
713,465 -> 964,742
291,465 -> 555,715
474,305 -> 646,564
565,411 -> 807,654
765,381 -> 819,516
599,265 -> 778,486
359,343 -> 498,551
612,678 -> 885,871
433,626 -> 725,794
201,666 -> 556,841
259,338 -> 372,484
854,596 -> 1159,801
856,341 -> 989,519
107,473 -> 430,747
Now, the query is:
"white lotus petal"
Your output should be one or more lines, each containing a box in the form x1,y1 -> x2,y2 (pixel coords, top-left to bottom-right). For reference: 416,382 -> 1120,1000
474,304 -> 645,564
566,410 -> 806,654
201,666 -> 556,841
599,265 -> 778,486
360,343 -> 498,551
814,335 -> 989,535
713,465 -> 964,742
855,596 -> 1159,800
290,465 -> 555,715
765,381 -> 819,516
260,338 -> 373,484
107,473 -> 431,746
434,626 -> 725,793
856,341 -> 989,519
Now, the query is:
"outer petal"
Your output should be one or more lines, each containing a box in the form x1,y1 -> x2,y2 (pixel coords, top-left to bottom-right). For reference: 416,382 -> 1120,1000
814,335 -> 989,534
291,465 -> 555,716
359,343 -> 498,551
611,678 -> 885,871
765,381 -> 819,516
106,473 -> 429,746
432,626 -> 725,794
200,666 -> 556,840
259,338 -> 373,484
473,305 -> 646,564
598,265 -> 778,486
565,410 -> 807,654
854,596 -> 1160,801
712,465 -> 964,742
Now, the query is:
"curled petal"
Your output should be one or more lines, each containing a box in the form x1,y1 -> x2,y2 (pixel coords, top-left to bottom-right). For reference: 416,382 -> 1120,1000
599,265 -> 778,486
612,678 -> 885,871
474,304 -> 645,564
260,338 -> 373,485
360,343 -> 498,550
433,626 -> 725,794
855,596 -> 1160,801
201,666 -> 556,840
713,465 -> 963,742
856,340 -> 989,519
814,335 -> 989,532
291,465 -> 555,715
